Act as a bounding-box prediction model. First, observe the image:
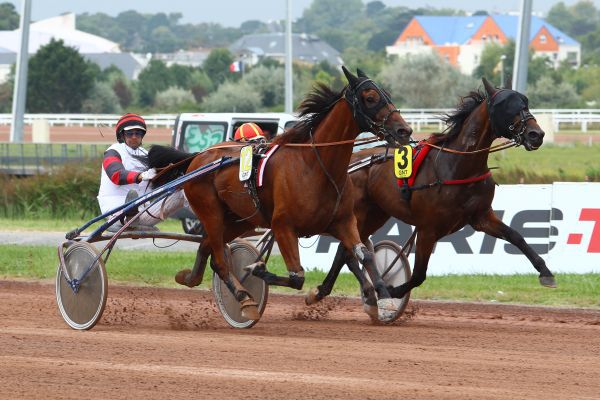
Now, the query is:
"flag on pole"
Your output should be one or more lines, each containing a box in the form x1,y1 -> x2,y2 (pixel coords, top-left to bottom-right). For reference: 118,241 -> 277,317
229,61 -> 243,72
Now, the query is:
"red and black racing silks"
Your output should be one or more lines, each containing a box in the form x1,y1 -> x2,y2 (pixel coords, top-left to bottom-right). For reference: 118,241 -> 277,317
102,149 -> 140,185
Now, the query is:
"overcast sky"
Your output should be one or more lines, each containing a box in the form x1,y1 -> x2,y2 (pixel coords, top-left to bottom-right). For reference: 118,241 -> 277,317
5,0 -> 600,27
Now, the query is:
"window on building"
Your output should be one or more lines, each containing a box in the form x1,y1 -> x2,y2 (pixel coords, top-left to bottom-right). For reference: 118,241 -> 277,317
540,35 -> 547,43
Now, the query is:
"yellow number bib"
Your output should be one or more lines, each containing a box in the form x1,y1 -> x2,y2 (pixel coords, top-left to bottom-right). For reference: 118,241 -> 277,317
394,146 -> 412,179
239,145 -> 253,181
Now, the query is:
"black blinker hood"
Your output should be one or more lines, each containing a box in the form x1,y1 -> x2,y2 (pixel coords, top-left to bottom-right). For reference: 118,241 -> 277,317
488,89 -> 528,137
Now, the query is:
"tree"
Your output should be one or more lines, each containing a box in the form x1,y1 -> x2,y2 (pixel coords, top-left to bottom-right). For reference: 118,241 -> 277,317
81,82 -> 122,114
27,39 -> 95,112
301,0 -> 364,33
527,76 -> 581,108
378,53 -> 478,108
244,66 -> 285,108
154,86 -> 196,112
203,48 -> 235,87
202,81 -> 262,112
112,78 -> 134,108
136,59 -> 173,106
0,2 -> 19,30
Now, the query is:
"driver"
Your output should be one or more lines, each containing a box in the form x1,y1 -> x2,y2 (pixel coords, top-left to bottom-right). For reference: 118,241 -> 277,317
97,113 -> 187,231
234,122 -> 265,142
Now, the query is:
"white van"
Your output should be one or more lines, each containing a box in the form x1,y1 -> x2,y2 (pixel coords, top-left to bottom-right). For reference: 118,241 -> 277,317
170,112 -> 298,233
171,112 -> 298,152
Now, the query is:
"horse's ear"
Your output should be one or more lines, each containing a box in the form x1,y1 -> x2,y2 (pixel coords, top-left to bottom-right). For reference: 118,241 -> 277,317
482,77 -> 496,97
342,66 -> 360,87
504,74 -> 512,90
356,68 -> 368,78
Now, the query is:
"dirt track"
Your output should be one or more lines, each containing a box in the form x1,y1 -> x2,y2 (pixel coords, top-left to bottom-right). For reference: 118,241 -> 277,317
1,280 -> 600,399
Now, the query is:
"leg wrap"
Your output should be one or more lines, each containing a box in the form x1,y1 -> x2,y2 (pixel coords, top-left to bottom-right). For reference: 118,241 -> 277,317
289,271 -> 305,290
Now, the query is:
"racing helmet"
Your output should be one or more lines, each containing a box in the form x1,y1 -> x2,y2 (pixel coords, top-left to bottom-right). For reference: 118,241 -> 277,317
234,122 -> 264,142
115,113 -> 147,143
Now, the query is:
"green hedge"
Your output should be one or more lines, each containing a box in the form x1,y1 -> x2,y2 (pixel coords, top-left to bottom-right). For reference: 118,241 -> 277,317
1,160 -> 101,219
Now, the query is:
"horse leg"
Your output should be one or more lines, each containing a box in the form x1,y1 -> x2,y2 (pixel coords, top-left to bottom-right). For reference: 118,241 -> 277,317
247,224 -> 305,289
330,221 -> 399,322
389,231 -> 436,299
471,209 -> 556,288
305,242 -> 377,313
175,242 -> 210,287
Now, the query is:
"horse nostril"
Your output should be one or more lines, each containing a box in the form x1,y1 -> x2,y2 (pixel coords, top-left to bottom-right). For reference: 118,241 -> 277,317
399,126 -> 413,137
528,130 -> 544,141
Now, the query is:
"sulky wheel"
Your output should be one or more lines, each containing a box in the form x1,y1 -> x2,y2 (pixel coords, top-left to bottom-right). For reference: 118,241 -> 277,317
370,240 -> 412,323
212,239 -> 268,329
56,241 -> 108,330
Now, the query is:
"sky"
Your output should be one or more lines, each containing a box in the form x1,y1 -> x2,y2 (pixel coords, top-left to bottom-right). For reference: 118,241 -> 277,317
5,0 -> 600,27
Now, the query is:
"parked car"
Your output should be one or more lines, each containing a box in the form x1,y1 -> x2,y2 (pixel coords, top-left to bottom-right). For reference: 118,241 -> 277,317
170,112 -> 298,233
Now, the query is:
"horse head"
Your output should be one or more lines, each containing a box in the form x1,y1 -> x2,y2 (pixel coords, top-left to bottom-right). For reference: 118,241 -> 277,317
342,66 -> 412,146
482,77 -> 544,151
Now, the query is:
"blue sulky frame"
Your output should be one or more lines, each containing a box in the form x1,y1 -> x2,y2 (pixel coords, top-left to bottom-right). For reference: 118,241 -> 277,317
58,156 -> 236,294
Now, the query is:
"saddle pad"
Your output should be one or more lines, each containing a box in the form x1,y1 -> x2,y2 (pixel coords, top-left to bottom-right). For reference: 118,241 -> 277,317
397,141 -> 432,188
257,144 -> 280,187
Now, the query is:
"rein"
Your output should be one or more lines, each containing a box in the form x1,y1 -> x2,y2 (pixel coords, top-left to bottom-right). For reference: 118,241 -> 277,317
423,139 -> 517,155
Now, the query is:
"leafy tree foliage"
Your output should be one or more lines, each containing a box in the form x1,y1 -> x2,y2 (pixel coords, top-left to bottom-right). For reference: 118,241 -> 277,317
154,86 -> 196,112
0,2 -> 19,30
81,82 -> 122,113
244,66 -> 285,108
203,48 -> 235,87
378,53 -> 477,108
136,59 -> 173,106
201,81 -> 261,112
27,39 -> 95,112
527,76 -> 580,108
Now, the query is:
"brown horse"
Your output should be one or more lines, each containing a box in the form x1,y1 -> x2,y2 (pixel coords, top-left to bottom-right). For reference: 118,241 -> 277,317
149,67 -> 413,321
306,78 -> 555,313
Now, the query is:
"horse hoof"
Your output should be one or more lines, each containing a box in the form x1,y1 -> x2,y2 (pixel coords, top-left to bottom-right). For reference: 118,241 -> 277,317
241,304 -> 260,320
175,269 -> 192,287
363,303 -> 379,320
377,298 -> 401,323
539,275 -> 557,288
305,287 -> 321,305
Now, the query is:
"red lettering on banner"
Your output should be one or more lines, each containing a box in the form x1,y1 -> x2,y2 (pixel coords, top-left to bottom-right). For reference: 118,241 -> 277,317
567,233 -> 583,245
580,208 -> 600,253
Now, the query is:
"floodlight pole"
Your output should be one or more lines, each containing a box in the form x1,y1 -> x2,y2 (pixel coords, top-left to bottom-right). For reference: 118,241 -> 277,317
10,0 -> 32,143
284,0 -> 293,113
512,0 -> 532,93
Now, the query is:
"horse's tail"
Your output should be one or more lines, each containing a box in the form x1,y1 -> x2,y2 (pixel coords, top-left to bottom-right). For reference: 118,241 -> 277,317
148,145 -> 196,187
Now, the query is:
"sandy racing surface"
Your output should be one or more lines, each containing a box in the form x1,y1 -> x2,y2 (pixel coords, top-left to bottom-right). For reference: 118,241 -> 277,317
1,280 -> 600,399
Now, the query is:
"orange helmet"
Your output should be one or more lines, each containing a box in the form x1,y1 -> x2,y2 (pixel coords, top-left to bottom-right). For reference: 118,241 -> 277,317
234,122 -> 264,141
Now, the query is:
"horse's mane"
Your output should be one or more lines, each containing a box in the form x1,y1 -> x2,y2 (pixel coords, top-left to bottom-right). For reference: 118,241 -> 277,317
429,90 -> 486,145
271,83 -> 343,145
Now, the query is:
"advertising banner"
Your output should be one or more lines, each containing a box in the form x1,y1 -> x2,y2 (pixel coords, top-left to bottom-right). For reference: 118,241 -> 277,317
298,183 -> 600,275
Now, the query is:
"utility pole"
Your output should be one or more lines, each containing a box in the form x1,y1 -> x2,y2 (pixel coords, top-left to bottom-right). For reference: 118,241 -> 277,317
284,0 -> 293,113
10,0 -> 32,143
512,0 -> 532,93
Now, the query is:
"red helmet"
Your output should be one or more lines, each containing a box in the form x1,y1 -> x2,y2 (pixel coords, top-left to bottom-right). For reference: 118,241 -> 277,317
234,122 -> 264,141
116,113 -> 147,143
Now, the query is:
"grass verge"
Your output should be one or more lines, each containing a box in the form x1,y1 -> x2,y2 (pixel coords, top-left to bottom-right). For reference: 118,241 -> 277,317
2,244 -> 599,309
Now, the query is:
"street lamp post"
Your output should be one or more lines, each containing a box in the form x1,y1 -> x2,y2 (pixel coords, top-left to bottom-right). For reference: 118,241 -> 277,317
500,54 -> 507,87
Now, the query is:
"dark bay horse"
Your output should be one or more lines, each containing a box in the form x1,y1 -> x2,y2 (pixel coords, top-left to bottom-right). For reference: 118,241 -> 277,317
306,77 -> 556,313
149,67 -> 413,321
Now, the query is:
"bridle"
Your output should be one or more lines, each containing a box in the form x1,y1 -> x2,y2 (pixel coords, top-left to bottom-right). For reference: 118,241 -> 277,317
343,78 -> 402,144
507,108 -> 536,146
487,89 -> 535,147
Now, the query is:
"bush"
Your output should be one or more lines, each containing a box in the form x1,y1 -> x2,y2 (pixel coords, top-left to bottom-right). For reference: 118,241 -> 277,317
81,82 -> 123,114
201,81 -> 262,112
154,86 -> 197,112
0,160 -> 101,219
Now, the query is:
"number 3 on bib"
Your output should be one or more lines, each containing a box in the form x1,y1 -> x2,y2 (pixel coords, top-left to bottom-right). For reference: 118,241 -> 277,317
394,146 -> 412,179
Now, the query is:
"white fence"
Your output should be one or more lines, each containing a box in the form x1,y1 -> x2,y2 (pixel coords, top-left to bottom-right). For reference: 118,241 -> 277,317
1,110 -> 600,132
